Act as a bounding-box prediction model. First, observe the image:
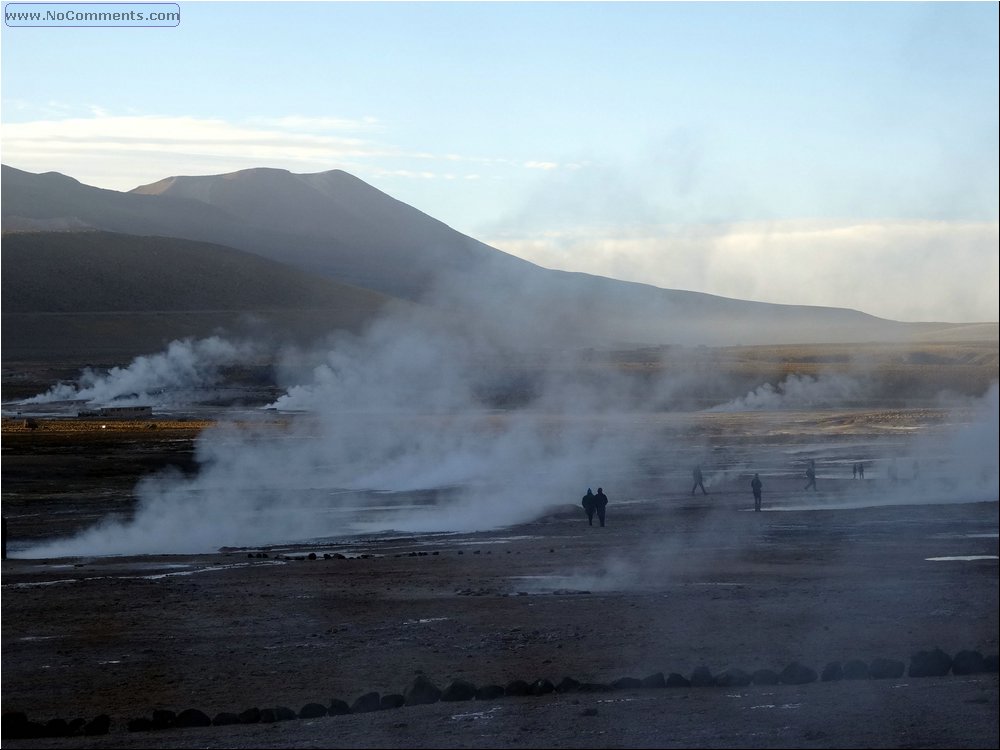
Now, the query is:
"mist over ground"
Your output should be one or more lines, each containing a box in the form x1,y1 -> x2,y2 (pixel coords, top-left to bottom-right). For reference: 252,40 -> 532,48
14,274 -> 999,558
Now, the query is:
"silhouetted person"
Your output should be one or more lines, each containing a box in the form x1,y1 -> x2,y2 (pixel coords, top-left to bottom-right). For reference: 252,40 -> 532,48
804,460 -> 817,491
751,473 -> 763,512
691,466 -> 708,495
594,487 -> 609,527
581,488 -> 597,526
858,461 -> 865,479
852,462 -> 858,479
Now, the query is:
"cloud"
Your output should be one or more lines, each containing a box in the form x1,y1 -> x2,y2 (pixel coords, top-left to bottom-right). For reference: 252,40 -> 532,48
484,219 -> 1000,323
0,111 -> 572,191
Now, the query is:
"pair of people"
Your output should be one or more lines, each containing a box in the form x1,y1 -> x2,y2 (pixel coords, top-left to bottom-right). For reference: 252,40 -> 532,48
581,487 -> 609,527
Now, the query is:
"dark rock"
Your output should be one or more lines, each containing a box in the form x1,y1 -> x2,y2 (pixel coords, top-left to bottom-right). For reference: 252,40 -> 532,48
2,713 -> 45,740
505,679 -> 531,696
843,660 -> 869,680
239,707 -> 261,724
259,708 -> 278,723
298,703 -> 328,719
556,676 -> 581,693
276,706 -> 297,722
641,672 -> 667,689
176,708 -> 212,728
952,650 -> 986,675
44,718 -> 70,737
531,678 -> 556,695
83,714 -> 111,736
869,658 -> 905,679
351,692 -> 382,713
665,673 -> 692,687
985,654 -> 999,673
751,669 -> 779,685
690,665 -> 715,687
307,552 -> 317,560
380,694 -> 405,710
404,675 -> 442,706
715,668 -> 752,687
328,699 -> 352,716
821,662 -> 843,681
475,684 -> 505,700
611,676 -> 642,690
212,712 -> 241,726
908,649 -> 952,678
576,682 -> 613,692
127,717 -> 153,733
442,679 -> 478,701
150,709 -> 176,729
67,718 -> 87,736
780,661 -> 817,685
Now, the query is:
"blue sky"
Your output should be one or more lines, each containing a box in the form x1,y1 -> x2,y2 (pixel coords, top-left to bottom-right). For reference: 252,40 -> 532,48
2,1 -> 998,323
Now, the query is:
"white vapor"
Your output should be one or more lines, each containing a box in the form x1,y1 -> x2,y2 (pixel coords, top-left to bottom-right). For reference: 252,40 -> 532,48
706,373 -> 868,412
22,337 -> 261,407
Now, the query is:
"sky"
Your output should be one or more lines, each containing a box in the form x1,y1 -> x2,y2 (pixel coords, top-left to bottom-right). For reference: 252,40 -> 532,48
1,0 -> 998,323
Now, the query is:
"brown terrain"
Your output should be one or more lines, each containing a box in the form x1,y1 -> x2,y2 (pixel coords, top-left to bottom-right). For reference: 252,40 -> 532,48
2,343 -> 999,748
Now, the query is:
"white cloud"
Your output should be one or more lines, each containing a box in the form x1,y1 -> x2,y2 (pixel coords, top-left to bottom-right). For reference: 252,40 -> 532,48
484,219 -> 1000,324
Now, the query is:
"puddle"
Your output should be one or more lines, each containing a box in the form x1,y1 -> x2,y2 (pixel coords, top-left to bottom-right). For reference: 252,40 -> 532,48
451,706 -> 503,721
925,555 -> 998,562
403,617 -> 450,625
750,703 -> 802,710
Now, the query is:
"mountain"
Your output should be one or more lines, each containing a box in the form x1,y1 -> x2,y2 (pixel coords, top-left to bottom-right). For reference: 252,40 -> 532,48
2,164 -> 992,363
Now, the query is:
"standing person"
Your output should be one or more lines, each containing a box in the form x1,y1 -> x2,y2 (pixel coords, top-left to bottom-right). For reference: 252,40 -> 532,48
581,488 -> 597,526
751,473 -> 763,512
594,487 -> 609,527
804,459 -> 817,491
858,461 -> 864,479
852,462 -> 858,479
691,465 -> 708,495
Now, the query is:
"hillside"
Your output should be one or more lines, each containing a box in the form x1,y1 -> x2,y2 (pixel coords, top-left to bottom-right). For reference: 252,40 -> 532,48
0,231 -> 400,362
2,164 -> 995,359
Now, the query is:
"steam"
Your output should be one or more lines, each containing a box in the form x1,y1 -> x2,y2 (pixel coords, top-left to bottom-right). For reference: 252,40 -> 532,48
22,337 -> 261,407
706,373 -> 867,412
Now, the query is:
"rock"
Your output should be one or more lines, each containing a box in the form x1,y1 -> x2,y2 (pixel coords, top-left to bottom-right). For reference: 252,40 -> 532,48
127,717 -> 153,732
475,684 -> 505,700
779,661 -> 817,685
952,650 -> 986,675
328,699 -> 352,716
404,675 -> 442,706
298,703 -> 328,719
690,665 -> 715,687
380,694 -> 405,710
150,709 -> 176,729
238,707 -> 261,724
666,672 -> 692,687
715,668 -> 752,687
531,678 -> 556,695
83,714 -> 111,736
175,708 -> 212,728
505,679 -> 531,696
842,660 -> 869,680
351,692 -> 382,713
908,649 -> 952,678
821,662 -> 843,681
556,676 -> 581,693
212,712 -> 241,726
275,706 -> 297,722
442,679 -> 478,701
2,712 -> 43,740
259,708 -> 278,723
641,672 -> 667,689
985,654 -> 999,673
611,676 -> 642,690
869,658 -> 904,679
44,718 -> 70,737
576,682 -> 612,692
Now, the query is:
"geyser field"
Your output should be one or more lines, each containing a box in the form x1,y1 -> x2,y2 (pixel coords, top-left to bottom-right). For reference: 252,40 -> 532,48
1,336 -> 997,748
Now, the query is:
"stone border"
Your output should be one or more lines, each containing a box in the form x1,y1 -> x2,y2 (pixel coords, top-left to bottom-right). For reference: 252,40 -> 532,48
3,648 -> 997,740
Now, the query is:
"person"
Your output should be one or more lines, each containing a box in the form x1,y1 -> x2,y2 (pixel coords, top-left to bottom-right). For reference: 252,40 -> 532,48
691,465 -> 708,495
751,473 -> 763,512
852,462 -> 858,479
581,488 -> 597,526
858,461 -> 865,479
594,487 -> 609,527
804,459 -> 817,491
